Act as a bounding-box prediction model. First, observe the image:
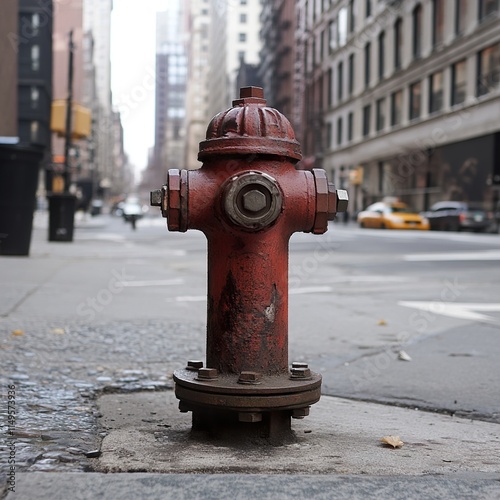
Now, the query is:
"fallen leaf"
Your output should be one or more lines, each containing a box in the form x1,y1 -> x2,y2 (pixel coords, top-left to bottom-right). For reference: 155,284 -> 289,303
377,319 -> 387,326
51,328 -> 65,335
397,350 -> 412,361
12,330 -> 24,336
380,435 -> 404,448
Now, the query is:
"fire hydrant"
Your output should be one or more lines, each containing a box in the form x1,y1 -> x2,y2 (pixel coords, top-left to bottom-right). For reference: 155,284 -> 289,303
151,87 -> 348,441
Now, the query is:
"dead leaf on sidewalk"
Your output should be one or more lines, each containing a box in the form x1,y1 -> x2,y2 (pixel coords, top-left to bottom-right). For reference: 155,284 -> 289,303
12,329 -> 25,336
380,436 -> 404,448
377,319 -> 387,326
51,328 -> 65,335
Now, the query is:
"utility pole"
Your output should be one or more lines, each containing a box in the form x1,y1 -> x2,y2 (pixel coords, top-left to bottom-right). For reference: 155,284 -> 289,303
63,30 -> 74,192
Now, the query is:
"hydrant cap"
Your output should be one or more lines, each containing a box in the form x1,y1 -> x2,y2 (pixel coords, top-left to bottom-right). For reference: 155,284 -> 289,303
198,87 -> 302,162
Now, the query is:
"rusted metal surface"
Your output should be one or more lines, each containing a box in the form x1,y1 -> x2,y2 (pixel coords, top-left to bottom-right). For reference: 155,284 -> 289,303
151,87 -> 348,442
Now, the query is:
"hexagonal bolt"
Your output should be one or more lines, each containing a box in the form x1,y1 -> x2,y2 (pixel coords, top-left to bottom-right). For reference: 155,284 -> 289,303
197,367 -> 218,381
291,362 -> 309,369
186,360 -> 203,371
238,412 -> 263,423
242,189 -> 268,213
150,189 -> 162,207
290,367 -> 312,379
237,371 -> 262,384
336,189 -> 349,213
292,407 -> 310,419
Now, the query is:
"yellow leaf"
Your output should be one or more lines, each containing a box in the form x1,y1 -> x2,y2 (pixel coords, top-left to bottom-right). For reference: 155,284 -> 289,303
377,319 -> 387,326
380,435 -> 404,448
51,328 -> 65,335
12,330 -> 24,336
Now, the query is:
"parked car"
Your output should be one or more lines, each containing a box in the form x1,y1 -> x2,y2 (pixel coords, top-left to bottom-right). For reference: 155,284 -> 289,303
358,201 -> 429,230
422,202 -> 492,232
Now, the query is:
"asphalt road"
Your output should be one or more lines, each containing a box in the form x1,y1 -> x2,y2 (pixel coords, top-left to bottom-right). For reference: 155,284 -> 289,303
67,214 -> 500,422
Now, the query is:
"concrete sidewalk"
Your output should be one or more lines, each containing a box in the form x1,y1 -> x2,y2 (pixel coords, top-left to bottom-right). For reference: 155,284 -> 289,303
1,220 -> 500,499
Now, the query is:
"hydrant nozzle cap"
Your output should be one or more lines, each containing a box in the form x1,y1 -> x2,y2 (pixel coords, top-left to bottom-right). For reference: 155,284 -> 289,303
198,87 -> 302,162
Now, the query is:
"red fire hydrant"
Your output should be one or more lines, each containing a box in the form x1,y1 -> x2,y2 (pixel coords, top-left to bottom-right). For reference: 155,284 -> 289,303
151,87 -> 348,441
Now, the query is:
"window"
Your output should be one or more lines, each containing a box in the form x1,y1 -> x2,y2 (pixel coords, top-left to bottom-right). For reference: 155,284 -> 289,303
378,31 -> 385,80
328,20 -> 336,53
394,18 -> 403,70
455,0 -> 468,34
362,104 -> 371,137
409,81 -> 422,120
337,61 -> 344,101
326,122 -> 333,149
337,116 -> 343,145
327,68 -> 333,107
349,0 -> 355,33
337,7 -> 347,46
433,0 -> 445,46
240,13 -> 247,23
32,13 -> 40,36
429,71 -> 444,113
376,98 -> 385,132
31,44 -> 40,71
477,43 -> 500,96
30,86 -> 39,109
347,112 -> 353,141
364,42 -> 371,87
320,28 -> 325,62
391,90 -> 403,126
451,59 -> 467,105
238,50 -> 245,60
348,53 -> 355,95
412,4 -> 422,59
479,0 -> 499,21
239,33 -> 246,42
366,0 -> 372,17
30,121 -> 39,143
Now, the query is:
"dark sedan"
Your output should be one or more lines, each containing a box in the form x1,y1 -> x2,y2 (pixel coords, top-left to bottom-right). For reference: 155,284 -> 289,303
422,202 -> 492,232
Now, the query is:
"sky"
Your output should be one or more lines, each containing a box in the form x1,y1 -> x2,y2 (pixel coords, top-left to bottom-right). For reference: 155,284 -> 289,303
111,1 -> 166,178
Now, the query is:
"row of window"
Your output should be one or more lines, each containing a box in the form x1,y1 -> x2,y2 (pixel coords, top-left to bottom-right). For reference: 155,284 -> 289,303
309,0 -> 499,88
327,42 -> 499,148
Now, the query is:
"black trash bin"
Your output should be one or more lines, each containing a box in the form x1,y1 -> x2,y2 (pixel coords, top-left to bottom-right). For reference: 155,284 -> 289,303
48,193 -> 76,242
0,145 -> 42,256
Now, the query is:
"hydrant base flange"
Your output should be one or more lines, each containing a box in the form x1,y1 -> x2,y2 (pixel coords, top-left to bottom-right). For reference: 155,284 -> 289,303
173,369 -> 321,412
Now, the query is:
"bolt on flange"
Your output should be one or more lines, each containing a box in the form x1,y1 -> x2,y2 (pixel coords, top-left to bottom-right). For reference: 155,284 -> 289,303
197,367 -> 218,381
238,371 -> 262,385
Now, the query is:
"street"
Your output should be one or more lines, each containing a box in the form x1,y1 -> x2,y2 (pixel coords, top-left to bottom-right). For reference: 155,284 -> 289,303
1,213 -> 500,495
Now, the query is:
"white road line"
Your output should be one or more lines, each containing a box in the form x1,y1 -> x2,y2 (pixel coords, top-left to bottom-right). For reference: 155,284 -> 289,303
290,286 -> 333,294
404,251 -> 500,261
399,301 -> 500,323
122,279 -> 184,287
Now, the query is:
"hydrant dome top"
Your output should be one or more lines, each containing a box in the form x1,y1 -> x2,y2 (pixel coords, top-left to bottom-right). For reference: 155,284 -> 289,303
198,87 -> 302,162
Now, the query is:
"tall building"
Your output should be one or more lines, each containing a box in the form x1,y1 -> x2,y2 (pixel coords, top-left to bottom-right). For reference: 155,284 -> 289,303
184,0 -> 212,170
259,0 -> 297,120
298,0 -> 500,213
149,3 -> 188,186
207,0 -> 263,119
83,0 -> 115,193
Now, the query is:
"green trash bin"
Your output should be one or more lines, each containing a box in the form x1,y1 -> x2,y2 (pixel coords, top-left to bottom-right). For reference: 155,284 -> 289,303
0,145 -> 42,256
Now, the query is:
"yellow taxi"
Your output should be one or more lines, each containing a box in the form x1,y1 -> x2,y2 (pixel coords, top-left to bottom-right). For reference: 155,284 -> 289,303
357,200 -> 429,230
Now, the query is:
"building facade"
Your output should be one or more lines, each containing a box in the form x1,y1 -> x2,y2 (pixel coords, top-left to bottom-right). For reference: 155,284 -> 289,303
259,0 -> 297,121
298,0 -> 500,213
207,0 -> 263,119
184,0 -> 211,170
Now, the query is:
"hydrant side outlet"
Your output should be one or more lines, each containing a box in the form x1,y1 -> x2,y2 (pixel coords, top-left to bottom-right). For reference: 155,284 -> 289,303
151,87 -> 347,442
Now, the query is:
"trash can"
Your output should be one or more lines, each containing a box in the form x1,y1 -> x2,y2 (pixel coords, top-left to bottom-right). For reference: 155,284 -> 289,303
47,193 -> 76,242
0,145 -> 42,256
